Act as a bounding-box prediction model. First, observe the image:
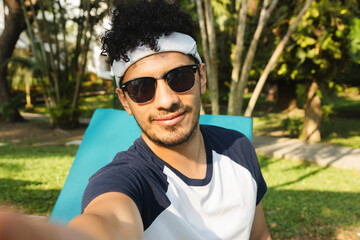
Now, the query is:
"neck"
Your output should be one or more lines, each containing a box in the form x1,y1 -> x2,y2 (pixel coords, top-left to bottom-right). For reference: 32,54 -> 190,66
142,126 -> 207,179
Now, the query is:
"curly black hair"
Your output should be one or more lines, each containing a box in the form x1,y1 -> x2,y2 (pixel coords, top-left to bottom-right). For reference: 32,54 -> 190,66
101,0 -> 196,64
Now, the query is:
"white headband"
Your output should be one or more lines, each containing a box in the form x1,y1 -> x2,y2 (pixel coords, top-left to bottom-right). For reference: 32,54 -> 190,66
112,32 -> 202,87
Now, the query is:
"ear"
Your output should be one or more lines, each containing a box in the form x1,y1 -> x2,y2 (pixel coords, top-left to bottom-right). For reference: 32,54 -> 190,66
116,88 -> 133,115
199,63 -> 207,95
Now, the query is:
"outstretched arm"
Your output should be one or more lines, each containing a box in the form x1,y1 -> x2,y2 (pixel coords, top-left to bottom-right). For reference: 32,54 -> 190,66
69,192 -> 143,240
0,192 -> 143,240
250,201 -> 271,240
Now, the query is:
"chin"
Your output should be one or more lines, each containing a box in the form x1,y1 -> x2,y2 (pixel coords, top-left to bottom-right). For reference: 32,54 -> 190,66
144,118 -> 199,147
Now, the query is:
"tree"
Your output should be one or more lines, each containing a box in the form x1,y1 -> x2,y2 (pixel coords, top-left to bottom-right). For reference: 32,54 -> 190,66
228,0 -> 279,115
195,0 -> 210,114
227,0 -> 248,116
244,0 -> 314,117
20,0 -> 110,128
246,0 -> 359,142
195,0 -> 219,114
0,0 -> 37,122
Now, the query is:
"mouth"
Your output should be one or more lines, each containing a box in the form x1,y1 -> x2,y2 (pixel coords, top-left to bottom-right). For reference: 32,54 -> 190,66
153,111 -> 186,127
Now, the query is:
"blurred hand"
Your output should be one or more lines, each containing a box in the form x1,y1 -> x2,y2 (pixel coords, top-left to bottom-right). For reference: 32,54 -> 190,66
0,212 -> 44,240
0,212 -> 92,240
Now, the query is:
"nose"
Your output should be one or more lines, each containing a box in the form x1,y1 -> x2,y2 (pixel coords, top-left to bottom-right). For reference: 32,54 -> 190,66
153,79 -> 180,110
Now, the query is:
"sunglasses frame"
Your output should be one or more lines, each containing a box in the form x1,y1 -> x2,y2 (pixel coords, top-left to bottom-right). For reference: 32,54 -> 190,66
120,64 -> 199,103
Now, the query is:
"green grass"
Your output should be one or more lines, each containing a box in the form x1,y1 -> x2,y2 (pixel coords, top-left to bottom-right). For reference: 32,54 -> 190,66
0,145 -> 78,215
253,111 -> 288,134
253,111 -> 360,148
321,117 -> 360,148
259,155 -> 360,239
1,144 -> 359,239
21,94 -> 121,119
251,87 -> 360,148
323,92 -> 360,119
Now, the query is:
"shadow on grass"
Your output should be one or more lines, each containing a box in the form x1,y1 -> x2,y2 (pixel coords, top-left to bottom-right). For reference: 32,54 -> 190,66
275,165 -> 331,188
257,156 -> 283,170
0,162 -> 23,172
259,156 -> 360,239
264,188 -> 360,239
0,178 -> 60,216
0,145 -> 78,159
321,117 -> 360,140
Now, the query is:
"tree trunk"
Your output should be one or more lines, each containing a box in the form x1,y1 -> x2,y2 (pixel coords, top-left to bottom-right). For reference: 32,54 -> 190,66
231,0 -> 279,115
204,0 -> 219,114
227,0 -> 248,116
25,71 -> 33,110
244,0 -> 314,117
195,0 -> 210,114
302,80 -> 322,142
0,0 -> 29,122
276,79 -> 297,110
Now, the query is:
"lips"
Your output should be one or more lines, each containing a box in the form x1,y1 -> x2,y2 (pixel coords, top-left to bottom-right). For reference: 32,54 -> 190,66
153,111 -> 186,126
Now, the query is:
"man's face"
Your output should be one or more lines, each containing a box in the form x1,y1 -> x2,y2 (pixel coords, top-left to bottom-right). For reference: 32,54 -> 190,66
117,52 -> 207,147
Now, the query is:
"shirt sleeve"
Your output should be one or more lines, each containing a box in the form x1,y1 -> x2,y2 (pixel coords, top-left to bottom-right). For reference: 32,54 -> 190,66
246,138 -> 267,205
81,159 -> 144,213
202,125 -> 267,205
235,134 -> 267,205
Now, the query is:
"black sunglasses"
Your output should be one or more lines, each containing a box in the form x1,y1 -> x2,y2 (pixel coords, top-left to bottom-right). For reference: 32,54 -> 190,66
120,64 -> 199,103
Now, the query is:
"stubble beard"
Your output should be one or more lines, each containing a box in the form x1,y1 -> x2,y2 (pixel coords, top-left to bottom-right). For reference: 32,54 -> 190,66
134,101 -> 201,148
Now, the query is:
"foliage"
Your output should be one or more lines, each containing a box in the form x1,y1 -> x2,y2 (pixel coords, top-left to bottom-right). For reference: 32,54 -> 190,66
281,117 -> 303,138
192,0 -> 359,118
275,0 -> 360,85
78,94 -> 119,118
0,93 -> 25,122
253,95 -> 360,148
295,83 -> 307,108
49,100 -> 80,129
349,18 -> 360,64
19,0 -> 111,128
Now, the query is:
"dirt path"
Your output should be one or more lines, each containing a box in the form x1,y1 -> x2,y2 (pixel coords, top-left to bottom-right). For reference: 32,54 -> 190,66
0,120 -> 86,146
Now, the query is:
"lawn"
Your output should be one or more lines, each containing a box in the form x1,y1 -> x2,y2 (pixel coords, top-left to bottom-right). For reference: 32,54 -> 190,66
0,143 -> 359,239
251,87 -> 360,149
0,145 -> 78,215
252,111 -> 360,148
259,155 -> 360,239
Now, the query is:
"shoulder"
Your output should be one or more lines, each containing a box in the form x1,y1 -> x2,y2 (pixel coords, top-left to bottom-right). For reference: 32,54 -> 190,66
201,125 -> 267,205
87,139 -> 155,183
82,138 -> 168,212
200,124 -> 252,155
201,124 -> 259,180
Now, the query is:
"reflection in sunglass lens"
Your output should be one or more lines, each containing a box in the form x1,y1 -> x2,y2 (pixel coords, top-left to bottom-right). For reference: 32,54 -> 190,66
167,67 -> 195,93
126,78 -> 155,103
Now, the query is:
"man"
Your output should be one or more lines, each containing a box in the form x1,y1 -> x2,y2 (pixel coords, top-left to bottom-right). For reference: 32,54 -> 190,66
0,0 -> 271,239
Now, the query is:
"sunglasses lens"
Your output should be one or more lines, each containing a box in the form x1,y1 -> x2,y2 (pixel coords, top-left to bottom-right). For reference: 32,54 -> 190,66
167,66 -> 196,93
125,78 -> 155,103
122,65 -> 197,103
